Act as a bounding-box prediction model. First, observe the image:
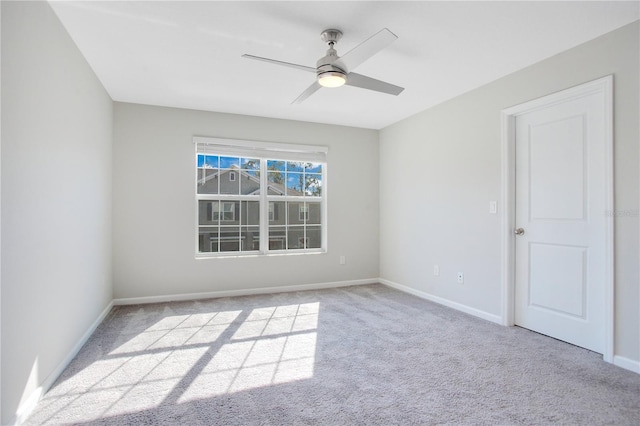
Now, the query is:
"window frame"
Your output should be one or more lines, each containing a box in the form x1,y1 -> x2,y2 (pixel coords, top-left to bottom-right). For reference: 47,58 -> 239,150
195,137 -> 327,258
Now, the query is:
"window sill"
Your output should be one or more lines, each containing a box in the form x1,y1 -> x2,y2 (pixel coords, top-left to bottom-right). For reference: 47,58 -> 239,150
195,249 -> 326,260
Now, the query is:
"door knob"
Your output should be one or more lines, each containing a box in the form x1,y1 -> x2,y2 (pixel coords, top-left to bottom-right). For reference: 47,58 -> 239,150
514,227 -> 525,236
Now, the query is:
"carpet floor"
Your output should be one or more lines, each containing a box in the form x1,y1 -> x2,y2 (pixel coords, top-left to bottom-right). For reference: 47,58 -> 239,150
25,284 -> 640,425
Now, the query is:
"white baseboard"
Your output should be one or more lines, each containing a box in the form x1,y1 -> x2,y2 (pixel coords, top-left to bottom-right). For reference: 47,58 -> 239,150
379,278 -> 503,325
113,278 -> 378,306
613,355 -> 640,374
12,300 -> 114,425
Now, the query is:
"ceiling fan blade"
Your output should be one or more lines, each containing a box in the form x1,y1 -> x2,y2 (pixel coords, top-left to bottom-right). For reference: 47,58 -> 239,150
292,81 -> 322,104
345,72 -> 404,96
242,54 -> 316,73
334,28 -> 398,72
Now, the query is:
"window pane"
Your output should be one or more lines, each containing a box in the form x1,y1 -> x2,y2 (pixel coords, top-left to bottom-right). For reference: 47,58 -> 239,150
287,173 -> 304,195
240,201 -> 259,226
220,170 -> 240,195
198,155 -> 219,169
307,226 -> 321,249
217,202 -> 238,224
219,227 -> 240,252
269,226 -> 286,250
304,173 -> 322,197
197,168 -> 219,194
287,161 -> 304,172
220,156 -> 240,169
307,202 -> 321,224
241,158 -> 260,172
199,201 -> 218,225
270,201 -> 285,225
199,227 -> 219,253
242,226 -> 259,251
287,226 -> 305,249
267,160 -> 285,171
300,204 -> 309,222
240,172 -> 260,195
288,202 -> 304,225
268,172 -> 285,196
305,162 -> 322,173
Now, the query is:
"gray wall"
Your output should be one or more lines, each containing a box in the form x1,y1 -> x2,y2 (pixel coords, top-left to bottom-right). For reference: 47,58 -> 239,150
112,102 -> 379,299
1,1 -> 113,423
380,21 -> 639,364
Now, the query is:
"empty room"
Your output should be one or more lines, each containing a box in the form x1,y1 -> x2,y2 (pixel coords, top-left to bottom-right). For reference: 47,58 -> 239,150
1,1 -> 639,424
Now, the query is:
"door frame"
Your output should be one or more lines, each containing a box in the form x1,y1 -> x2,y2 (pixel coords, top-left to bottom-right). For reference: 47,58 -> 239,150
499,75 -> 614,363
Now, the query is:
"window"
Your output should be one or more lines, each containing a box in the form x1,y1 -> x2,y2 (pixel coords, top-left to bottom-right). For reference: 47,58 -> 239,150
195,137 -> 327,256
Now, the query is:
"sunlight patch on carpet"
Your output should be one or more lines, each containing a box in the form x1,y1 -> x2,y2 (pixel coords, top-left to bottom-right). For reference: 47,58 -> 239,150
109,309 -> 241,355
178,303 -> 319,403
28,303 -> 319,423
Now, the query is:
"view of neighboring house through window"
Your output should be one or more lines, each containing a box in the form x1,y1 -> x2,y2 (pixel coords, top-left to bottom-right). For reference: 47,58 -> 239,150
211,201 -> 235,222
299,204 -> 309,221
195,137 -> 327,256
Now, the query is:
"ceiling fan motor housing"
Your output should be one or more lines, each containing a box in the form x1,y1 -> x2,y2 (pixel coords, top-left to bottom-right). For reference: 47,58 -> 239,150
316,54 -> 346,75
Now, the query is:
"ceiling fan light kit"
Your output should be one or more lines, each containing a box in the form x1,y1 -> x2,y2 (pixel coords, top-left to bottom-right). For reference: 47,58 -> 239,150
243,27 -> 404,103
318,72 -> 346,88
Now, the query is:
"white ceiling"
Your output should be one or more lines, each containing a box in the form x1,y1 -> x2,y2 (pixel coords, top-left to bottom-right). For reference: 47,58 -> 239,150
49,1 -> 639,129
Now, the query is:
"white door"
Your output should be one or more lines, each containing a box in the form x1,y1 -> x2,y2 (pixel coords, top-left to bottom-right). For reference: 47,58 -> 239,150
513,79 -> 612,354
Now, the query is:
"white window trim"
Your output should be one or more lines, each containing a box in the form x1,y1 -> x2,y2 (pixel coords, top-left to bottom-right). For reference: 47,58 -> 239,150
194,136 -> 327,162
195,136 -> 328,258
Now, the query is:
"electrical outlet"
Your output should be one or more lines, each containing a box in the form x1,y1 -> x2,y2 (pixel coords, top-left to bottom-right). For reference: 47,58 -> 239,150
339,256 -> 346,265
433,265 -> 440,276
457,272 -> 464,284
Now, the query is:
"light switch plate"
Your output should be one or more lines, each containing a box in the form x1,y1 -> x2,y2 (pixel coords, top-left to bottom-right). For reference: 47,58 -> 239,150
489,201 -> 497,214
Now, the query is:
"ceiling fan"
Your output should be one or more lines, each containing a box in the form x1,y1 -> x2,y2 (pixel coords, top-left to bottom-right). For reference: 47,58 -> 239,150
242,28 -> 404,104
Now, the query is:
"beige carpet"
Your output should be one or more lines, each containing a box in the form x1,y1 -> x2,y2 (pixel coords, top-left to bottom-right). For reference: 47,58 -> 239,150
26,284 -> 640,425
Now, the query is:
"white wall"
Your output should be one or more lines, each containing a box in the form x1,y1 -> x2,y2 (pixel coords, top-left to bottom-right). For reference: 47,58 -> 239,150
113,103 -> 379,299
1,2 -> 113,423
380,21 -> 639,364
